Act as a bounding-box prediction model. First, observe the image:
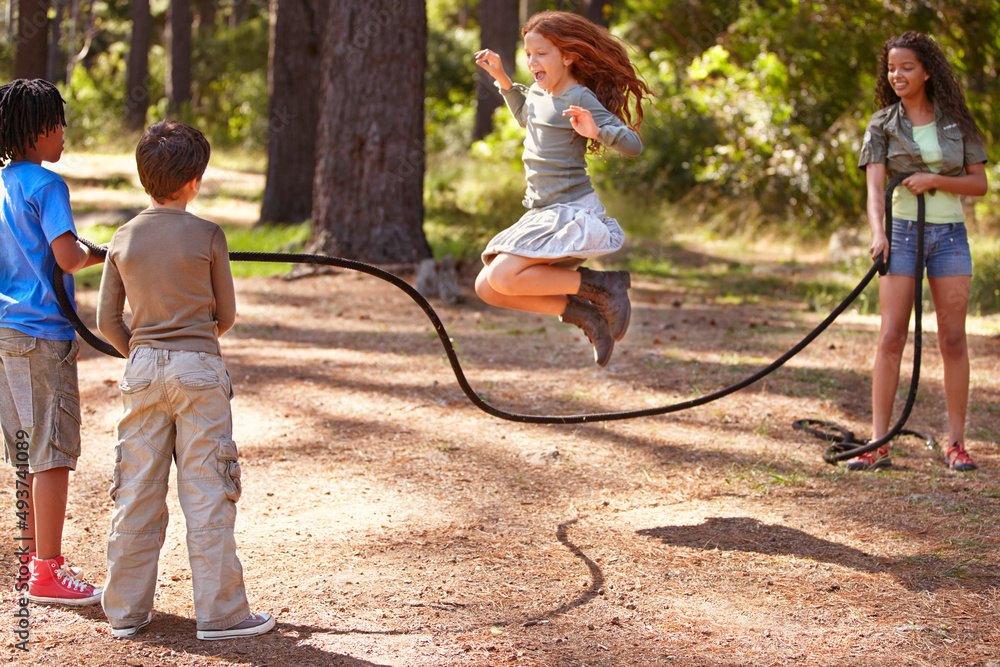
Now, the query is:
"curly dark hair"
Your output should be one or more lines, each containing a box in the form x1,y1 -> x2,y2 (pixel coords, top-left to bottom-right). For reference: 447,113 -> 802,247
0,79 -> 66,167
875,31 -> 985,144
522,11 -> 653,153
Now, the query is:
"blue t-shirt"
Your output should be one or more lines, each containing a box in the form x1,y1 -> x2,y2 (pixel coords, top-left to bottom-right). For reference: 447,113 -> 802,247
0,161 -> 78,340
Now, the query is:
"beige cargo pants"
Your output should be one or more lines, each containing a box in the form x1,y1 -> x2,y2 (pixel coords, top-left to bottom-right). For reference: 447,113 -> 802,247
102,348 -> 250,631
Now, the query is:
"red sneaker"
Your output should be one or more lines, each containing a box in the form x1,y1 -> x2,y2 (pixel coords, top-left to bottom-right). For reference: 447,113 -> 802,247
29,553 -> 82,578
27,556 -> 102,606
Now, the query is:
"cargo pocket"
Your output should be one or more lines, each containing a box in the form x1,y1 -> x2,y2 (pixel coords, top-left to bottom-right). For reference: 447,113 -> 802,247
0,356 -> 33,429
51,393 -> 82,458
119,377 -> 151,394
178,372 -> 222,390
216,438 -> 242,503
58,339 -> 79,364
0,331 -> 36,356
109,444 -> 123,502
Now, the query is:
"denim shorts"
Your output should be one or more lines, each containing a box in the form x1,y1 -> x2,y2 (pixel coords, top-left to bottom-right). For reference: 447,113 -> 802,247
0,327 -> 81,472
886,218 -> 972,278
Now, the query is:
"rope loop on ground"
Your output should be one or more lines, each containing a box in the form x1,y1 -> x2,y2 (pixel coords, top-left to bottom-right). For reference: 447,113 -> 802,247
792,419 -> 937,458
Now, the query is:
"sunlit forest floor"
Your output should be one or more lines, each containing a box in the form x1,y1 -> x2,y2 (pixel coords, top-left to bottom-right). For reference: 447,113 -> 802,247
3,154 -> 999,666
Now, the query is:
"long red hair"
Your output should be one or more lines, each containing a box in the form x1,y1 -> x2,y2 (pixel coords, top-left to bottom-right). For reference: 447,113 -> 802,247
522,11 -> 652,141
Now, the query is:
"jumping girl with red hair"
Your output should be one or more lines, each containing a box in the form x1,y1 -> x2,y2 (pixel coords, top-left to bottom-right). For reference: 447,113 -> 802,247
474,11 -> 652,367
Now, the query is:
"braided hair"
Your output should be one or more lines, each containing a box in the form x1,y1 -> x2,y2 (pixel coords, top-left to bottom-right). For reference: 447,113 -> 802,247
0,79 -> 67,167
875,32 -> 985,144
522,11 -> 652,153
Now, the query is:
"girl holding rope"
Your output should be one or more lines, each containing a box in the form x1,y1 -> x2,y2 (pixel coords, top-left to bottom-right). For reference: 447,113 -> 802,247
855,32 -> 988,471
474,11 -> 652,367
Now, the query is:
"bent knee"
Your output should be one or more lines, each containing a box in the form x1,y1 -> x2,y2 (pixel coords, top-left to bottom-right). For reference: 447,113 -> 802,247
477,265 -> 517,298
475,270 -> 502,304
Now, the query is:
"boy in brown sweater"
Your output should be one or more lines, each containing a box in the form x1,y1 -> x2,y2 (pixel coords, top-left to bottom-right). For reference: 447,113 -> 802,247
97,120 -> 274,640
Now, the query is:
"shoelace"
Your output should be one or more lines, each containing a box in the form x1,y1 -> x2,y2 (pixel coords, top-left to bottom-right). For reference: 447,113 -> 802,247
55,567 -> 93,593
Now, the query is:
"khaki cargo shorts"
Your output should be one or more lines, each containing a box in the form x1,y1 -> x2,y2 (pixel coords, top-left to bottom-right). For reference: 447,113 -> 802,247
0,327 -> 81,473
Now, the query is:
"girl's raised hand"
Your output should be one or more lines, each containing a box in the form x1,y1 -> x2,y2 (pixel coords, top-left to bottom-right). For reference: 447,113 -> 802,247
474,49 -> 508,83
562,106 -> 599,140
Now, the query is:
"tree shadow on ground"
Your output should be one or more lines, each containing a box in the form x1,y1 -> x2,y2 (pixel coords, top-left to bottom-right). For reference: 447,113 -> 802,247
638,517 -> 884,570
637,516 -> 1000,593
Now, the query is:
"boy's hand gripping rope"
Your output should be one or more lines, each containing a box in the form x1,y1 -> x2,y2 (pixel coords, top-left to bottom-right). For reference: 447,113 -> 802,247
54,178 -> 924,460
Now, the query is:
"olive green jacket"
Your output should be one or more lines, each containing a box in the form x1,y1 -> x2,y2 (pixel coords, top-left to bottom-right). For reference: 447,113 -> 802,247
858,101 -> 987,177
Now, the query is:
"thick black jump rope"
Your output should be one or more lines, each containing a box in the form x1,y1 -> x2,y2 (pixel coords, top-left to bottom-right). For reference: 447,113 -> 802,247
55,175 -> 932,465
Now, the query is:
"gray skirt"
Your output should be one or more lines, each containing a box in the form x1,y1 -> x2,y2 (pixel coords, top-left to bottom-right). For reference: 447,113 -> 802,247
481,192 -> 625,268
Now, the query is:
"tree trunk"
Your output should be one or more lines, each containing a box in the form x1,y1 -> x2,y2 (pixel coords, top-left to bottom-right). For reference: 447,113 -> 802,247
473,0 -> 520,141
14,0 -> 48,80
167,0 -> 192,116
259,0 -> 326,225
198,0 -> 216,33
230,0 -> 247,27
45,0 -> 67,84
124,0 -> 152,132
584,0 -> 611,27
310,0 -> 431,264
518,0 -> 535,26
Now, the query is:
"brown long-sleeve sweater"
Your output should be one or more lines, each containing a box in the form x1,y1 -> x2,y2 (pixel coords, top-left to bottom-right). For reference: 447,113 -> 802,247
97,207 -> 236,357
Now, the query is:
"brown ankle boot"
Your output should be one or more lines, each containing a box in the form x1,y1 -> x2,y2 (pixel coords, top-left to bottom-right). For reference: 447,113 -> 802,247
561,296 -> 614,366
576,267 -> 631,341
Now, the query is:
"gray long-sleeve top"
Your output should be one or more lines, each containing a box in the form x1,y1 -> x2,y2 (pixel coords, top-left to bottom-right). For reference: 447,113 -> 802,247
498,82 -> 643,209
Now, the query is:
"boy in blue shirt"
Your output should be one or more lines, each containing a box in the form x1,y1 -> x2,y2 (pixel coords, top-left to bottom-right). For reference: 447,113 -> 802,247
0,79 -> 104,604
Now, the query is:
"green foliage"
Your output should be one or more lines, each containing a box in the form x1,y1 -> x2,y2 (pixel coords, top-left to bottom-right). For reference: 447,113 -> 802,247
223,222 -> 312,276
424,22 -> 532,262
592,41 -> 859,236
970,239 -> 1000,315
0,34 -> 15,80
425,26 -> 478,155
63,42 -> 169,151
608,0 -> 1000,237
425,145 -> 526,262
191,17 -> 270,149
37,9 -> 268,152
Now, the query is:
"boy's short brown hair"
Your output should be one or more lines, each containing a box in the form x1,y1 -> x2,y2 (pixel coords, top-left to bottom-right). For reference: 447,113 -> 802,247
135,120 -> 211,203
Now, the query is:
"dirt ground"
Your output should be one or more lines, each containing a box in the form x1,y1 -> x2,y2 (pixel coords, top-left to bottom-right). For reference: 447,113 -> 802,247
3,246 -> 1000,666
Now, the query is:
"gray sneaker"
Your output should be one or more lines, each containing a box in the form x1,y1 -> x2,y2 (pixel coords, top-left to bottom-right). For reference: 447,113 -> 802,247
196,612 -> 276,641
111,611 -> 152,639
